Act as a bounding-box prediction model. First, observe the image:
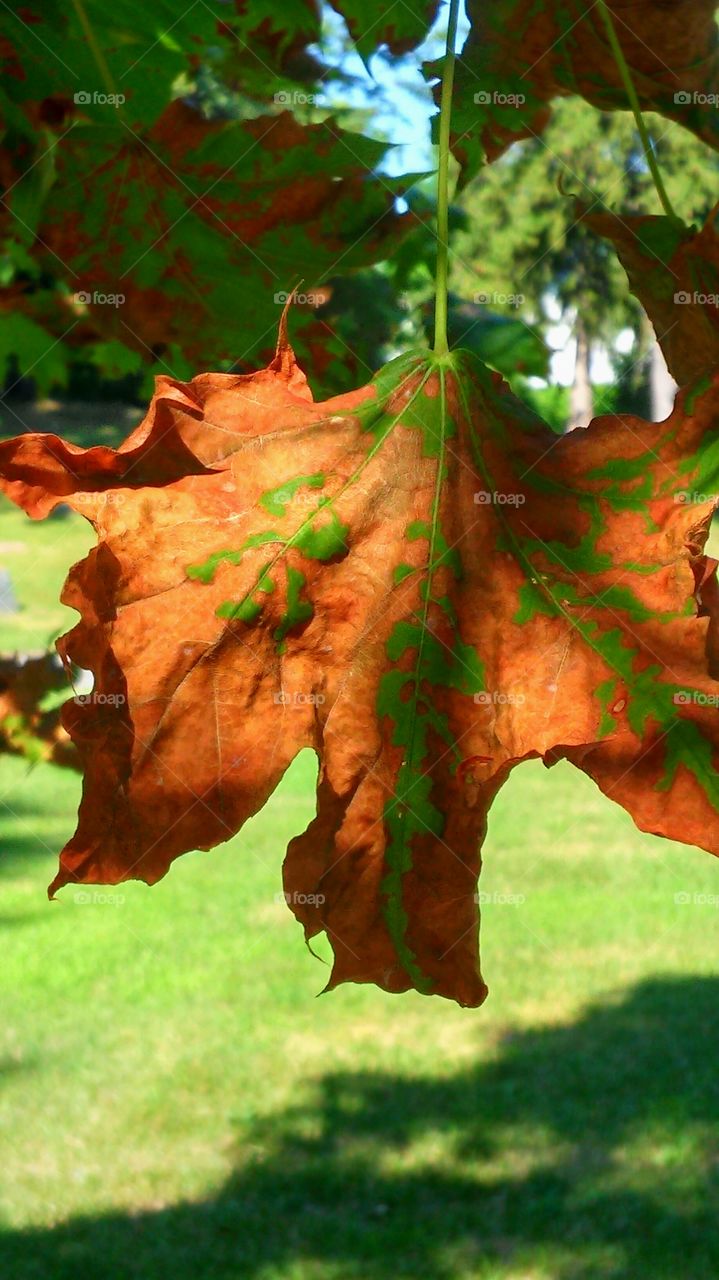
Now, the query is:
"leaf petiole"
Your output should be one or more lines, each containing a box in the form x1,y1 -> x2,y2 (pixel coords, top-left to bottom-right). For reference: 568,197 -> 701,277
595,0 -> 679,222
433,0 -> 462,356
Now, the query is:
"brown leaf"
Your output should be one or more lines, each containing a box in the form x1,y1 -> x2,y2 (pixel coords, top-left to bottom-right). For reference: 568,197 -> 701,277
449,0 -> 719,177
1,327 -> 719,1005
580,201 -> 719,385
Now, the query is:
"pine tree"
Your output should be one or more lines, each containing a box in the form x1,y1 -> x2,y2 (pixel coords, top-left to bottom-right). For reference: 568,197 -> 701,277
450,99 -> 719,426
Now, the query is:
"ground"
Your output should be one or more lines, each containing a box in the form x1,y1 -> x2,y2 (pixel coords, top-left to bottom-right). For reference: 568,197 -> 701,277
0,403 -> 717,1279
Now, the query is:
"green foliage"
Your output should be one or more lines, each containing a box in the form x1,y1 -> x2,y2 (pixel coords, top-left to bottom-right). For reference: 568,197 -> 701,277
452,98 -> 719,352
6,6 -> 717,411
519,380 -> 631,432
445,297 -> 548,379
0,314 -> 70,397
0,1 -> 428,396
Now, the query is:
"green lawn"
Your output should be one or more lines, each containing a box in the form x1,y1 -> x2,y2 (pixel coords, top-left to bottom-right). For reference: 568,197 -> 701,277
0,499 -> 94,650
0,400 -> 134,650
0,449 -> 717,1278
1,749 -> 718,1280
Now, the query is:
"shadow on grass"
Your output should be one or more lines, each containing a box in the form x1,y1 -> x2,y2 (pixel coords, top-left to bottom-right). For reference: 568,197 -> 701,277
0,831 -> 61,882
2,975 -> 718,1279
0,772 -> 79,880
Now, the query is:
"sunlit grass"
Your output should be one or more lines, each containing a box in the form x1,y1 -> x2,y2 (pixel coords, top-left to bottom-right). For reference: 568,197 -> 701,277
0,738 -> 717,1278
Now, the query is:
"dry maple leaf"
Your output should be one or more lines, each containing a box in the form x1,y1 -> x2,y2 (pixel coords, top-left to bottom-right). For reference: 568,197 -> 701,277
580,201 -> 719,385
448,0 -> 719,178
1,321 -> 719,1005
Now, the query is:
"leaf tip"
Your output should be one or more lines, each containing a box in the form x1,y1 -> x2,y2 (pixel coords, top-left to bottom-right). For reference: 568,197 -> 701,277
271,288 -> 313,400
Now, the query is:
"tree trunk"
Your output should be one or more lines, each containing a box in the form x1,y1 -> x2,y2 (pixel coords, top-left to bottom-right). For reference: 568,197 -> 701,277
568,319 -> 593,431
649,336 -> 677,421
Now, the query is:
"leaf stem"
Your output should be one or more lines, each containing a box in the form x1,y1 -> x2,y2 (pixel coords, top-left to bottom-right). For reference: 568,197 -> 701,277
70,0 -> 121,103
595,0 -> 678,221
433,0 -> 461,356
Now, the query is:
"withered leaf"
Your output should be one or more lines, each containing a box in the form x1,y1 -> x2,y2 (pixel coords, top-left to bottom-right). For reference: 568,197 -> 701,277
1,325 -> 719,1005
448,0 -> 719,179
580,200 -> 719,385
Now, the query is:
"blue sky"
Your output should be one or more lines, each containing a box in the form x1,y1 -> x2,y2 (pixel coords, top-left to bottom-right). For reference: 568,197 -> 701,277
313,1 -> 470,175
307,3 -> 612,387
